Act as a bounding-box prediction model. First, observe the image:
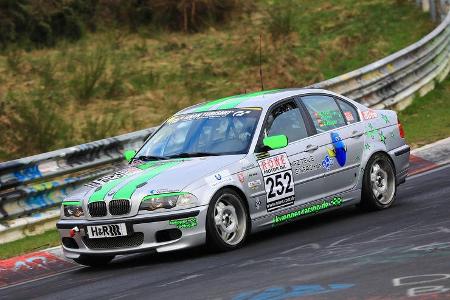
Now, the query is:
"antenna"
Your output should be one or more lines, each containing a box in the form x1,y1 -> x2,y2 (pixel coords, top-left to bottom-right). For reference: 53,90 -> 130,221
259,34 -> 264,91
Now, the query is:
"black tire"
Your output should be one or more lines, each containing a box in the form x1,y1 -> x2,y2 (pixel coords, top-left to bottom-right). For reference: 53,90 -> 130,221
73,254 -> 115,267
360,152 -> 397,211
206,188 -> 250,252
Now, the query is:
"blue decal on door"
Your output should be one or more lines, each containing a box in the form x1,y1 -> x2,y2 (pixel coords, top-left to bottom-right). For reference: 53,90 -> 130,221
326,132 -> 347,167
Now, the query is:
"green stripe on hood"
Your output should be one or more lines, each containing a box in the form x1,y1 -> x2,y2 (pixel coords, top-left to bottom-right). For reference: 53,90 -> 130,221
112,161 -> 182,200
88,161 -> 158,203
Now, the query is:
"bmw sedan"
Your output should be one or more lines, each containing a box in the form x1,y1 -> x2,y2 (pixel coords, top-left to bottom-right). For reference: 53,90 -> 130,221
57,88 -> 410,266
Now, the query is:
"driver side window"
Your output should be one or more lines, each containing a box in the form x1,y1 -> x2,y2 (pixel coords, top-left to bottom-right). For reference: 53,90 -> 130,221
262,101 -> 308,144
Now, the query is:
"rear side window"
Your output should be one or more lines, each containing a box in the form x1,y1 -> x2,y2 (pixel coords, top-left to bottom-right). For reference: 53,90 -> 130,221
301,95 -> 346,133
336,98 -> 359,124
262,101 -> 308,144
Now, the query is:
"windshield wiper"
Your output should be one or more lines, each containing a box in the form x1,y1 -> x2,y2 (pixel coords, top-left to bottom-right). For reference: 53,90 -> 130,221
133,155 -> 168,162
167,152 -> 221,159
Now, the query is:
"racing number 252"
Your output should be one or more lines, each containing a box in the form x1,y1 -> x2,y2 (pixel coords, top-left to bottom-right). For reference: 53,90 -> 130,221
265,171 -> 293,199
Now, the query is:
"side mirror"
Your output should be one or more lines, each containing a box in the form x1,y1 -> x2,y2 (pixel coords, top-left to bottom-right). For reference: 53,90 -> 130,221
263,135 -> 288,150
123,149 -> 136,162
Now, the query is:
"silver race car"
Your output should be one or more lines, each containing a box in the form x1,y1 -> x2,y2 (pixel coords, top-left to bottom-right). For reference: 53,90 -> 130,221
57,89 -> 410,266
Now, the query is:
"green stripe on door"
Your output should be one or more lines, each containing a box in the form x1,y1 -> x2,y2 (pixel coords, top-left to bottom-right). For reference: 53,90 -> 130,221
112,161 -> 182,200
88,161 -> 158,203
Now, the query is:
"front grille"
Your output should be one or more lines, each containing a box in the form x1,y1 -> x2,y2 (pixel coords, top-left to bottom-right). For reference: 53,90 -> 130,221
109,199 -> 131,215
83,233 -> 144,250
88,201 -> 107,217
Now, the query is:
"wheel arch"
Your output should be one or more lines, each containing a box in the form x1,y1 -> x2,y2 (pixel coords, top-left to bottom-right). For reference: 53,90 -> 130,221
366,150 -> 397,175
213,185 -> 252,230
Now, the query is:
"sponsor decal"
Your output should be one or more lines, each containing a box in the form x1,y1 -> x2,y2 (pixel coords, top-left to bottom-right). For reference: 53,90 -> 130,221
258,153 -> 295,212
239,159 -> 256,169
362,110 -> 378,120
344,111 -> 355,122
364,143 -> 371,150
379,130 -> 387,144
255,198 -> 262,210
248,179 -> 262,189
381,113 -> 390,124
272,197 -> 343,225
169,217 -> 197,229
148,188 -> 178,195
247,171 -> 259,178
314,110 -> 342,127
322,155 -> 334,171
292,156 -> 321,175
85,168 -> 140,189
205,170 -> 233,187
168,109 -> 259,125
237,172 -> 245,183
326,132 -> 347,167
366,123 -> 377,139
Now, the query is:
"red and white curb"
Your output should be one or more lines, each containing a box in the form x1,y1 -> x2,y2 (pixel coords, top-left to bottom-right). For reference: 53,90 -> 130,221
0,246 -> 78,289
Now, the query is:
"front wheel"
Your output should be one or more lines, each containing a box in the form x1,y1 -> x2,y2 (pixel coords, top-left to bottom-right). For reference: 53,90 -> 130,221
73,254 -> 115,267
206,188 -> 249,251
361,153 -> 397,211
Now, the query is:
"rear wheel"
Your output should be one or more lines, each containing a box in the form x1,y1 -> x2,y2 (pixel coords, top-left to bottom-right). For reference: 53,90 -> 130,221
361,153 -> 396,211
73,254 -> 115,267
206,188 -> 249,251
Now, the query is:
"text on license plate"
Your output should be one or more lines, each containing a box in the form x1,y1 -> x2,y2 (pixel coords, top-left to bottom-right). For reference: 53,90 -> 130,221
86,223 -> 127,239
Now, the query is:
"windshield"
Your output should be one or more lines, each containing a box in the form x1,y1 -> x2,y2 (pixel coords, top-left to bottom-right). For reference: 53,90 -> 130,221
136,108 -> 262,158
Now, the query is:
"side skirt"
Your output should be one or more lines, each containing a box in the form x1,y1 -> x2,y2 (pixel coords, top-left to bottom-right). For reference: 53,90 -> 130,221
250,189 -> 361,233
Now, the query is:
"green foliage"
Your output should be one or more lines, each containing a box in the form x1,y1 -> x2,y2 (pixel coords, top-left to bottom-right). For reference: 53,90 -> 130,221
0,229 -> 60,259
267,0 -> 297,39
70,47 -> 108,102
79,110 -> 131,142
399,77 -> 450,148
0,0 -> 241,49
150,0 -> 238,32
0,90 -> 73,157
5,48 -> 23,72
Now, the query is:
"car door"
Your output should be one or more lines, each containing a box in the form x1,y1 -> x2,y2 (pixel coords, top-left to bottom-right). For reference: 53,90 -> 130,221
254,99 -> 325,215
299,94 -> 365,197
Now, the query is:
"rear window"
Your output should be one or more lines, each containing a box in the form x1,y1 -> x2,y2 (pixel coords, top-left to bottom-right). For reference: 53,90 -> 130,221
336,98 -> 359,124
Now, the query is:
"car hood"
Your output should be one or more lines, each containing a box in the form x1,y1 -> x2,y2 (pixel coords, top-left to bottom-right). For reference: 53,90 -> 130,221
66,155 -> 245,206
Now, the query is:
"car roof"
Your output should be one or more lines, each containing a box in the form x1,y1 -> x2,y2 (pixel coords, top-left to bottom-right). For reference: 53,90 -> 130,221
176,88 -> 360,115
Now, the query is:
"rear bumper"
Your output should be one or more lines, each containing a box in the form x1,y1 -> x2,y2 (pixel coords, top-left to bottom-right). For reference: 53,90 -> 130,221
390,144 -> 410,185
57,205 -> 208,259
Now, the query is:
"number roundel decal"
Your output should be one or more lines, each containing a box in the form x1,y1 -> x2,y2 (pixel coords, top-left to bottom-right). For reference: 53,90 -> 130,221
258,153 -> 295,212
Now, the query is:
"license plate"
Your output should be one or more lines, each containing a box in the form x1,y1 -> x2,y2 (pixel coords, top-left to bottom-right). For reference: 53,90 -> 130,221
86,223 -> 127,239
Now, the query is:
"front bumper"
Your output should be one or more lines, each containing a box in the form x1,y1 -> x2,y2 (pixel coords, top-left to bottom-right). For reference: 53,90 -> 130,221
56,205 -> 208,259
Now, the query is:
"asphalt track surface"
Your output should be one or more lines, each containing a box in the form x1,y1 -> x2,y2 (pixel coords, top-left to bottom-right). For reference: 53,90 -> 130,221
1,165 -> 450,300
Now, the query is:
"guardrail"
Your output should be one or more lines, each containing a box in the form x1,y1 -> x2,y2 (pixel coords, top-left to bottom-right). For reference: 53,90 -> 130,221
0,7 -> 449,243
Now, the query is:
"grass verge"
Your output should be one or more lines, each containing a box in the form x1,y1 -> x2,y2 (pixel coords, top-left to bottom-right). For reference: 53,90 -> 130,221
0,229 -> 60,260
399,76 -> 450,149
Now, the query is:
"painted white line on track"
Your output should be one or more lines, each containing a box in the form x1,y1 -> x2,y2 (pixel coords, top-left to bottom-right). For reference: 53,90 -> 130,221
158,274 -> 202,287
0,266 -> 82,291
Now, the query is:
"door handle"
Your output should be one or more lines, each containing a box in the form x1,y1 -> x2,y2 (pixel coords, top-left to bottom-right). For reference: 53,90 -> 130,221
350,130 -> 363,138
305,144 -> 319,152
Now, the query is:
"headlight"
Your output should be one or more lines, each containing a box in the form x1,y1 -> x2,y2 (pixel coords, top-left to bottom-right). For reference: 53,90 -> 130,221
62,201 -> 84,218
139,193 -> 198,212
